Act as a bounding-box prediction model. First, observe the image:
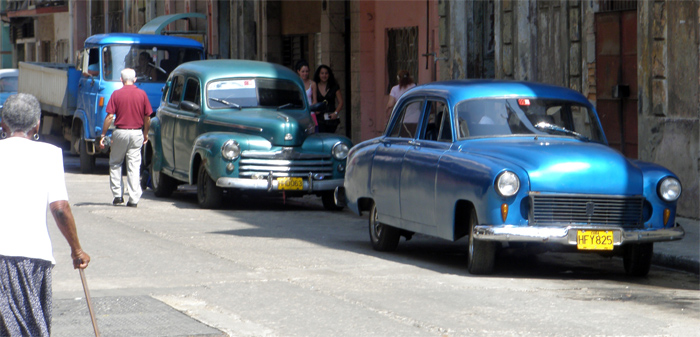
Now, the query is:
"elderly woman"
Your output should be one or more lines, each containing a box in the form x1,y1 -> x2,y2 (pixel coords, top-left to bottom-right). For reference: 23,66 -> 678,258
0,93 -> 90,336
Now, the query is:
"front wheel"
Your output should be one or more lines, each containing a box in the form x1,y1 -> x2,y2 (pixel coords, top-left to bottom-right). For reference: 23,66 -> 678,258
78,133 -> 95,174
369,202 -> 400,251
623,243 -> 653,277
197,163 -> 223,209
321,191 -> 343,211
467,209 -> 496,275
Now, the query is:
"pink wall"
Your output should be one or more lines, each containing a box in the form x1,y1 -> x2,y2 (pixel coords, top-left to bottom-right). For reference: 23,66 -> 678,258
358,0 -> 440,141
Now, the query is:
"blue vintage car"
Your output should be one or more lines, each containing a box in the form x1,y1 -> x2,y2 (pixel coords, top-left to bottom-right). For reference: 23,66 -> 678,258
147,60 -> 352,210
0,69 -> 18,112
342,80 -> 684,276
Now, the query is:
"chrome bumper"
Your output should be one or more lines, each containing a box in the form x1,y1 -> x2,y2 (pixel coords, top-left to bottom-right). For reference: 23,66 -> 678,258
473,224 -> 685,245
216,176 -> 343,192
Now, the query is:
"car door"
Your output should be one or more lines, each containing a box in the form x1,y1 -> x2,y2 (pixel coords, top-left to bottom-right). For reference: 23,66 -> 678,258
400,99 -> 452,232
173,77 -> 202,178
158,74 -> 184,173
77,48 -> 100,137
370,99 -> 424,224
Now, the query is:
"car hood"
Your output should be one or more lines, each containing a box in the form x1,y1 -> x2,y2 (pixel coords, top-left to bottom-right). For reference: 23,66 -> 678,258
462,137 -> 643,195
205,108 -> 314,147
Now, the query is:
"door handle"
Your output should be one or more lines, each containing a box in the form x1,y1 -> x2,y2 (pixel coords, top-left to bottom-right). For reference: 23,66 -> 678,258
408,139 -> 420,147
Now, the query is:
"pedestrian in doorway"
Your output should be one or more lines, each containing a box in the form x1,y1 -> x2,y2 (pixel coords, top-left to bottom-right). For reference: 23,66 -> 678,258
295,60 -> 318,131
313,64 -> 343,133
0,93 -> 91,337
98,68 -> 152,207
385,70 -> 416,117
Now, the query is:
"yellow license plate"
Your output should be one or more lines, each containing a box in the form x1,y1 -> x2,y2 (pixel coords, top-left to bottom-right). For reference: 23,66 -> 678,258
277,177 -> 303,190
576,230 -> 614,250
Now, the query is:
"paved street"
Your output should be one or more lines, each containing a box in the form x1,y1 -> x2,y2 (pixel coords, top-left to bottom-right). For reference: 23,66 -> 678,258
48,155 -> 699,337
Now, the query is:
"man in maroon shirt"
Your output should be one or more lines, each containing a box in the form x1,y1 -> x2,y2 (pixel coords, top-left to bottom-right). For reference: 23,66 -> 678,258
98,68 -> 152,207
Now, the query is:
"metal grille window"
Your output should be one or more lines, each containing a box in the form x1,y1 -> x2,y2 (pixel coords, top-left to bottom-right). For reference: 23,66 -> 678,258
282,35 -> 309,70
530,193 -> 645,227
598,0 -> 637,12
386,27 -> 418,94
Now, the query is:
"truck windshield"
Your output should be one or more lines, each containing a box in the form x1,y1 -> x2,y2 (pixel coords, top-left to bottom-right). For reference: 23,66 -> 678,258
454,98 -> 606,143
206,78 -> 304,109
104,45 -> 202,82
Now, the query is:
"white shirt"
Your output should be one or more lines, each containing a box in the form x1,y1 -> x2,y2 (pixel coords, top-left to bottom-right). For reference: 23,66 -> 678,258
389,83 -> 416,100
0,137 -> 68,264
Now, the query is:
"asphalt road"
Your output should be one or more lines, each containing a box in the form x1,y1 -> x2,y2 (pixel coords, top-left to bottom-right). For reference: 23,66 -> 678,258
48,154 -> 700,337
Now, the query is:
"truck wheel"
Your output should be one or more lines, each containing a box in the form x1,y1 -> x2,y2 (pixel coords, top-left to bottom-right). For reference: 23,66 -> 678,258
623,243 -> 653,277
321,191 -> 343,211
369,202 -> 400,251
197,163 -> 223,209
79,134 -> 95,174
467,208 -> 496,275
150,162 -> 176,198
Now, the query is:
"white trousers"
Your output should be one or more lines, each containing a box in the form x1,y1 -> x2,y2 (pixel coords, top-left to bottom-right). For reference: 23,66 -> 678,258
109,129 -> 143,203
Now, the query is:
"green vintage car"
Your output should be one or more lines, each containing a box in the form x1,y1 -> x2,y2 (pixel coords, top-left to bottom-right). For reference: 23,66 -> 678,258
146,59 -> 352,209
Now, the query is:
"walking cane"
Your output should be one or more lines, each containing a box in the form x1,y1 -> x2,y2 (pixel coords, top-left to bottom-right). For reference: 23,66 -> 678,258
79,269 -> 101,337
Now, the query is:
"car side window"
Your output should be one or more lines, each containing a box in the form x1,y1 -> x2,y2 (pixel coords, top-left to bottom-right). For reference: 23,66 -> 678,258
388,100 -> 423,138
420,100 -> 451,142
183,78 -> 200,106
168,75 -> 184,105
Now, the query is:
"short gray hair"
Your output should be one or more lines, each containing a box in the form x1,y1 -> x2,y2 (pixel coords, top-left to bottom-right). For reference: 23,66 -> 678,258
2,93 -> 40,134
121,68 -> 136,82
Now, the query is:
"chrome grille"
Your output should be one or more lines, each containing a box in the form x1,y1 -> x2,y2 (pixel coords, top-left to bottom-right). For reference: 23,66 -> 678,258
530,193 -> 644,227
239,149 -> 333,178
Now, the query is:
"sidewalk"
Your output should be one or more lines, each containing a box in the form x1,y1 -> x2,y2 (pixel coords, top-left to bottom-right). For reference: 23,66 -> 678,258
653,217 -> 699,274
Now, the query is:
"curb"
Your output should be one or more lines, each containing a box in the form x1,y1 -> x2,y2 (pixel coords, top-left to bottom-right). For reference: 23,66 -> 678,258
652,253 -> 699,275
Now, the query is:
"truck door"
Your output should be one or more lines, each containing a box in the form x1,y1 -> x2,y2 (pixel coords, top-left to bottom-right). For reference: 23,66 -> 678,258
173,77 -> 202,178
77,48 -> 100,138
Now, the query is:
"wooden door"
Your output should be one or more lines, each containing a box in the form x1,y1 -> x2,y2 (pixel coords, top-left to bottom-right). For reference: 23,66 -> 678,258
595,10 -> 638,158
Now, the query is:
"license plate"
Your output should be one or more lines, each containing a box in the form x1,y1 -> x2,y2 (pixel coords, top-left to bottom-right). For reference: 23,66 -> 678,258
576,230 -> 614,250
277,177 -> 303,190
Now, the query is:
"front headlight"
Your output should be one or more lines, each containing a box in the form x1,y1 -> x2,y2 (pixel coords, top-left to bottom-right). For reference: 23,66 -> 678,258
221,140 -> 241,160
658,177 -> 681,202
332,142 -> 349,160
495,171 -> 520,197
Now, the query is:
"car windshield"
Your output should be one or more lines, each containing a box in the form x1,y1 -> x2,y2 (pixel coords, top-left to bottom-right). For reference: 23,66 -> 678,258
104,45 -> 202,82
206,78 -> 304,109
0,76 -> 18,92
454,98 -> 606,143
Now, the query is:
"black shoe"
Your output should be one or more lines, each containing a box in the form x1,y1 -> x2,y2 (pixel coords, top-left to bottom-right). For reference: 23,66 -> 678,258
113,197 -> 124,205
126,201 -> 138,208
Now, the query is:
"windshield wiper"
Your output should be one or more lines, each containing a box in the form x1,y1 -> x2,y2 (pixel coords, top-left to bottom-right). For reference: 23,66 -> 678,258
277,103 -> 302,110
208,97 -> 241,110
534,122 -> 590,142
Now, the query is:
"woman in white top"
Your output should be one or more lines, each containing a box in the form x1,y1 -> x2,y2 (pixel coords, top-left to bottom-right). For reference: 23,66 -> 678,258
385,70 -> 416,117
0,93 -> 90,337
295,60 -> 318,130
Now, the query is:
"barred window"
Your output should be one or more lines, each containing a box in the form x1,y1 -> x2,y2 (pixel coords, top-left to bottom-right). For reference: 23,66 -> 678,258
386,27 -> 418,94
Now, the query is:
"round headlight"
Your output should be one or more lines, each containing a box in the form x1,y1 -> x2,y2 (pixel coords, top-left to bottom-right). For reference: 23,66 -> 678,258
332,142 -> 349,160
658,177 -> 681,202
495,171 -> 520,197
221,140 -> 241,160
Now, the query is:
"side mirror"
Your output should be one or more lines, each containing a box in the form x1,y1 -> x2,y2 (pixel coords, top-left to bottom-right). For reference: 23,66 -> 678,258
180,100 -> 201,113
309,101 -> 327,112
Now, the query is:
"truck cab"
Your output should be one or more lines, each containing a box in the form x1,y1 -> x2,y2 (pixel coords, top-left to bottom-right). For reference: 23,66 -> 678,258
73,33 -> 204,172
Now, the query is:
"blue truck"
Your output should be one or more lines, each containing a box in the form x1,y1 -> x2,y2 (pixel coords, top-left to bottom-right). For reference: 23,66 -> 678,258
18,33 -> 204,173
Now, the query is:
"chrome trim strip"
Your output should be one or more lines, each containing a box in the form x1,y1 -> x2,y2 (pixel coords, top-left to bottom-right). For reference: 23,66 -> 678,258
204,120 -> 263,132
239,159 -> 331,166
239,165 -> 332,172
242,150 -> 331,160
216,177 -> 344,191
238,172 -> 332,178
473,224 -> 685,245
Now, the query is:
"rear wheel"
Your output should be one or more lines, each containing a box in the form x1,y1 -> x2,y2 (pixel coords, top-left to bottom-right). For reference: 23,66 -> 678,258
78,131 -> 95,174
321,191 -> 343,211
369,202 -> 400,251
150,155 -> 176,198
467,209 -> 496,275
623,243 -> 653,277
197,162 -> 223,209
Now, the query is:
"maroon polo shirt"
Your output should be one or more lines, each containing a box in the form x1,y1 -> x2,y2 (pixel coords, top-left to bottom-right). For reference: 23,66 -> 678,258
106,85 -> 153,129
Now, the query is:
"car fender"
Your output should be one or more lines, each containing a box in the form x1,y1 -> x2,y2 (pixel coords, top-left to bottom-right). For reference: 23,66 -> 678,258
344,139 -> 381,215
301,133 -> 353,179
72,110 -> 91,139
189,132 -> 272,185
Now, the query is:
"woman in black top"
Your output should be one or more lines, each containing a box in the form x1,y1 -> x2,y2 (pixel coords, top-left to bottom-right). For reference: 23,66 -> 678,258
313,65 -> 343,133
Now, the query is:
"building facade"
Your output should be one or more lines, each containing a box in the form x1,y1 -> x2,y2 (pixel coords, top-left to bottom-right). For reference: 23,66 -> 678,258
1,0 -> 697,218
